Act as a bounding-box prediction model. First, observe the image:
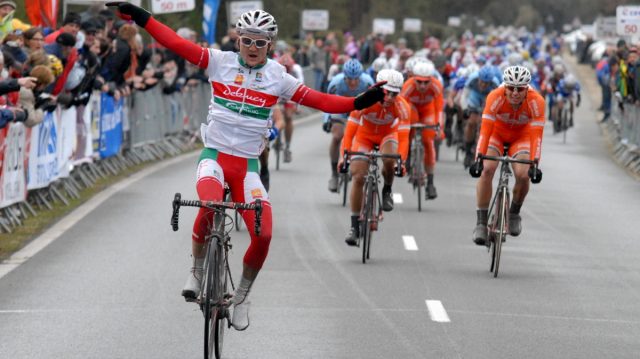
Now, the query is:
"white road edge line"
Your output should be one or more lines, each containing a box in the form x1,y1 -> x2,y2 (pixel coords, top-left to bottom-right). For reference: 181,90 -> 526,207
426,300 -> 451,323
392,193 -> 403,204
402,235 -> 418,251
0,151 -> 199,281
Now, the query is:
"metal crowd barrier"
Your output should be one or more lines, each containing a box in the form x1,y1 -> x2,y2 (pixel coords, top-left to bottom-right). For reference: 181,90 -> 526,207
0,81 -> 212,233
603,98 -> 640,174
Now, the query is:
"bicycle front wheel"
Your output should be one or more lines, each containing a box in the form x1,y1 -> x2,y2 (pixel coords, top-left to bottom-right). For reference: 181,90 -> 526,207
366,186 -> 378,260
341,173 -> 349,207
207,242 -> 228,359
361,180 -> 373,264
492,187 -> 508,278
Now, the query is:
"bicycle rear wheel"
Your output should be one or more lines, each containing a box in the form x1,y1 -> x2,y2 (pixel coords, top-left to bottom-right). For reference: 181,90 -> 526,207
562,109 -> 568,144
492,188 -> 508,278
274,135 -> 281,171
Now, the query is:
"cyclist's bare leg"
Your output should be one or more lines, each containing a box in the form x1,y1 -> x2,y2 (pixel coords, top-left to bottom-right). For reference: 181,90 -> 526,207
329,122 -> 345,180
284,108 -> 294,148
349,159 -> 368,214
511,153 -> 531,205
380,141 -> 398,185
475,147 -> 500,209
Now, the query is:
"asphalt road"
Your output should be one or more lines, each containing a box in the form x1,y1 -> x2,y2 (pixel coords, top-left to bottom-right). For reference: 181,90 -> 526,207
2,77 -> 640,358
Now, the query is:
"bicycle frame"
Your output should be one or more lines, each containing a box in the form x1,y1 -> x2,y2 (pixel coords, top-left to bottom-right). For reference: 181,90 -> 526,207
409,123 -> 439,211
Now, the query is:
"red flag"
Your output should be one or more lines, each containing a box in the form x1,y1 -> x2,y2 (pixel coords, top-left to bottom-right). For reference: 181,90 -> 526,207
25,0 -> 58,28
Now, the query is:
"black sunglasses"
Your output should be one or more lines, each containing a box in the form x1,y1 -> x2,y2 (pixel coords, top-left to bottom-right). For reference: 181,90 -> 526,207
505,85 -> 527,93
239,37 -> 270,49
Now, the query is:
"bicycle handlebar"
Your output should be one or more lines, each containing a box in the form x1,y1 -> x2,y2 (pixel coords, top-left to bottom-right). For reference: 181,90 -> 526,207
479,154 -> 536,166
171,193 -> 263,236
340,150 -> 403,176
409,123 -> 440,130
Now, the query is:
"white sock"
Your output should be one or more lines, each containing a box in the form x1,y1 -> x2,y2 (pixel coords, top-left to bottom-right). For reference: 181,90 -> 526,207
234,276 -> 253,304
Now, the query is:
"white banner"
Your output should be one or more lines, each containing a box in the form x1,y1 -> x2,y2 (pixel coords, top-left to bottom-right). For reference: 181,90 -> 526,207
403,18 -> 421,33
57,107 -> 77,178
595,16 -> 617,39
27,111 -> 60,190
0,123 -> 27,207
228,1 -> 263,26
73,102 -> 95,165
447,16 -> 461,27
617,6 -> 640,36
373,18 -> 395,35
150,0 -> 195,14
302,10 -> 329,31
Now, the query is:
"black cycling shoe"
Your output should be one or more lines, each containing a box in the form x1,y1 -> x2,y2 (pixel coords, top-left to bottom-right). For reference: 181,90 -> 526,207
426,184 -> 437,199
473,224 -> 488,246
509,213 -> 522,236
382,190 -> 394,212
345,227 -> 359,246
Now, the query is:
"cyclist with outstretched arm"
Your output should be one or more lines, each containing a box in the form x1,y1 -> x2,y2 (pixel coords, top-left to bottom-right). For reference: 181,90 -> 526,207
469,66 -> 544,246
107,3 -> 385,331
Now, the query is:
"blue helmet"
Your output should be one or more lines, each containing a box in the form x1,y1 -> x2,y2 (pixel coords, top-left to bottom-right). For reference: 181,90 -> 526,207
343,59 -> 363,79
478,66 -> 494,83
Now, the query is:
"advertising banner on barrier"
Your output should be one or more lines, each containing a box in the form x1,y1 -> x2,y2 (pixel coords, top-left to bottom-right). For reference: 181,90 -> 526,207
0,123 -> 28,207
57,107 -> 76,178
27,111 -> 60,190
99,94 -> 123,159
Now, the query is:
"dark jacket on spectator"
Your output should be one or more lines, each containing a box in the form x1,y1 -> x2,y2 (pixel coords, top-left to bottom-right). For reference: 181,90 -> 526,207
100,37 -> 131,86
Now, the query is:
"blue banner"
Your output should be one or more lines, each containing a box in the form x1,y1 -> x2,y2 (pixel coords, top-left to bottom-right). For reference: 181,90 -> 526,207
99,94 -> 123,159
202,0 -> 221,45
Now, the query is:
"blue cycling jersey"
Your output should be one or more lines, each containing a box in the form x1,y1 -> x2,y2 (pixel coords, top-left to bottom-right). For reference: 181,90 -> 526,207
557,79 -> 581,98
463,71 -> 499,109
324,72 -> 374,120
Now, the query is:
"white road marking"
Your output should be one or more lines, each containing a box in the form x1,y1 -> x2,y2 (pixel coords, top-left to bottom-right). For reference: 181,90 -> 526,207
393,193 -> 403,204
426,300 -> 451,323
402,235 -> 418,251
0,152 -> 199,281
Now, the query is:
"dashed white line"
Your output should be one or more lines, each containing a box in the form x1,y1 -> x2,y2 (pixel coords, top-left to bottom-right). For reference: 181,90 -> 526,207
393,193 -> 403,204
402,235 -> 418,251
426,300 -> 450,323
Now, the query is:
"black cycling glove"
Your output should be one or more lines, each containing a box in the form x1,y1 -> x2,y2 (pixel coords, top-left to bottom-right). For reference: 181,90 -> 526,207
469,158 -> 483,178
106,2 -> 152,28
353,82 -> 386,110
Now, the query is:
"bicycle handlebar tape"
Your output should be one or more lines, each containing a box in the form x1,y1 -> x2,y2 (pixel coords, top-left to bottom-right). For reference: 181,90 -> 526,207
469,159 -> 483,178
254,199 -> 262,237
353,82 -> 386,110
106,2 -> 151,28
528,166 -> 543,184
171,193 -> 181,231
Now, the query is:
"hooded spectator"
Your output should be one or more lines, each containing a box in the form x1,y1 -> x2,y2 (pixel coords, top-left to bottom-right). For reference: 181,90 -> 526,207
2,32 -> 26,65
44,12 -> 81,44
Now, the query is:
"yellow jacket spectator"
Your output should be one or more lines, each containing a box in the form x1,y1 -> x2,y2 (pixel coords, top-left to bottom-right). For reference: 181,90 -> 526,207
0,1 -> 30,40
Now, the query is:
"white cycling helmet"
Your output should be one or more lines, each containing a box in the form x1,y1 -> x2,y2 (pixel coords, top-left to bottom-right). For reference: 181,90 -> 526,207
236,10 -> 278,38
376,69 -> 404,93
503,65 -> 531,86
371,57 -> 390,72
564,74 -> 578,88
413,61 -> 436,79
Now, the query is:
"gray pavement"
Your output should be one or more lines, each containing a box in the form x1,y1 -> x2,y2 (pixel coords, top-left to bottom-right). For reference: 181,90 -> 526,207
2,82 -> 640,358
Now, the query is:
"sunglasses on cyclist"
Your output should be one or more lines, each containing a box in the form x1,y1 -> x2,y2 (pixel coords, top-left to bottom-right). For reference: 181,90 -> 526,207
506,85 -> 527,93
239,36 -> 270,49
415,79 -> 431,85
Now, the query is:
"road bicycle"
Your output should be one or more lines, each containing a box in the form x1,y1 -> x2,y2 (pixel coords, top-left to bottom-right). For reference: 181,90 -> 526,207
171,192 -> 262,359
408,123 -> 439,211
559,97 -> 574,144
478,150 -> 535,278
341,149 -> 402,263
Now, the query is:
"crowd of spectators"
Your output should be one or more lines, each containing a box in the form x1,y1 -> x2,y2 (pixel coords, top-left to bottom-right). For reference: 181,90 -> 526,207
0,1 -> 211,131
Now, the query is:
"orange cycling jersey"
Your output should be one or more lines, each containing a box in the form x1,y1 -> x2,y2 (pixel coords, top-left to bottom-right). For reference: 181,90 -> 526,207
476,86 -> 546,161
400,77 -> 445,134
342,96 -> 414,161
